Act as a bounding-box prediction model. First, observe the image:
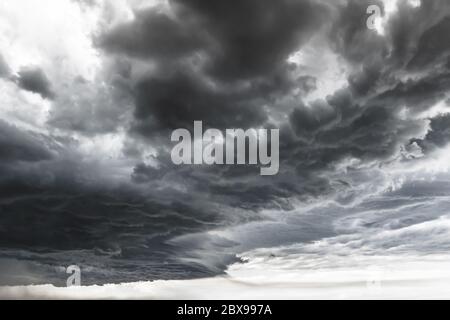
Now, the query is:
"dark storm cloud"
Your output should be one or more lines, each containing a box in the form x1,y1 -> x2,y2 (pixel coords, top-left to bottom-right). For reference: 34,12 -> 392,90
0,182 -> 224,250
290,100 -> 339,138
100,9 -> 206,61
390,0 -> 450,68
0,119 -> 244,262
131,162 -> 166,183
132,63 -> 313,133
285,71 -> 439,178
375,71 -> 450,112
4,0 -> 450,286
171,0 -> 329,80
288,61 -> 449,166
408,16 -> 450,69
348,64 -> 382,96
17,67 -> 55,99
98,0 -> 450,210
101,0 -> 329,78
428,114 -> 450,148
413,114 -> 450,153
0,154 -> 236,254
0,177 -> 243,284
100,0 -> 330,133
133,70 -> 268,132
0,126 -> 254,284
303,0 -> 450,174
331,0 -> 450,69
0,120 -> 53,163
329,0 -> 450,107
330,0 -> 387,65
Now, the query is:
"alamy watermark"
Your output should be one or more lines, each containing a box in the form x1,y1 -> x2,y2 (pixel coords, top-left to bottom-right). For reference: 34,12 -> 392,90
171,121 -> 279,176
66,265 -> 81,287
366,5 -> 382,31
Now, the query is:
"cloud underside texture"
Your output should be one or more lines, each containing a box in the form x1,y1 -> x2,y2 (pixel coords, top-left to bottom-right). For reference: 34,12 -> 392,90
1,0 -> 450,284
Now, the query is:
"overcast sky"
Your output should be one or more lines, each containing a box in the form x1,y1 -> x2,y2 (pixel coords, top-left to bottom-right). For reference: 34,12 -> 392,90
1,0 -> 450,289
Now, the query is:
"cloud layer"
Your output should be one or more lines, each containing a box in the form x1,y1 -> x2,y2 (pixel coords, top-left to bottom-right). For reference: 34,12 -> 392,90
1,0 -> 450,287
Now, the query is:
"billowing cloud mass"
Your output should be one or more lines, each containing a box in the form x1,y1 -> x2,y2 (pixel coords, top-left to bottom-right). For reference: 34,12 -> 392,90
1,0 -> 450,295
16,67 -> 55,99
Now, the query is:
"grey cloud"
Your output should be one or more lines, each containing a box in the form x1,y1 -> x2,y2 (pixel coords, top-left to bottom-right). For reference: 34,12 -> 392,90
390,0 -> 450,68
0,54 -> 10,78
0,120 -> 54,163
290,100 -> 339,138
348,63 -> 382,96
329,0 -> 387,65
133,70 -> 268,133
0,182 -> 235,284
99,0 -> 331,136
0,141 -> 254,284
331,0 -> 450,70
48,73 -> 132,135
408,16 -> 450,69
285,83 -> 429,180
4,0 -> 450,287
375,71 -> 450,112
413,114 -> 450,153
0,121 -> 262,285
119,0 -> 450,212
296,75 -> 317,95
100,9 -> 206,61
171,0 -> 330,80
131,162 -> 167,183
307,0 -> 450,174
17,67 -> 55,99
